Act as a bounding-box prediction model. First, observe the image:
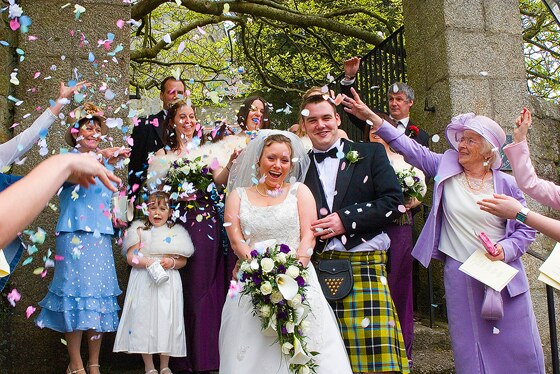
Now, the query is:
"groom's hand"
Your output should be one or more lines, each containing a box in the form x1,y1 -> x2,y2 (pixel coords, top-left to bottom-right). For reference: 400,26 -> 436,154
311,213 -> 346,240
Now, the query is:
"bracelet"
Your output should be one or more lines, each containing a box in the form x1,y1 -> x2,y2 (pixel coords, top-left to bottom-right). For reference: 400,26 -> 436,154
226,164 -> 231,171
171,257 -> 177,270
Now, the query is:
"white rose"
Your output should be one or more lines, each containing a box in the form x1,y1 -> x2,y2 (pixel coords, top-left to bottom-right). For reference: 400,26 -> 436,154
270,291 -> 283,304
260,281 -> 273,295
286,265 -> 300,279
300,320 -> 311,333
298,365 -> 310,374
275,252 -> 287,264
240,261 -> 250,273
259,304 -> 271,318
282,342 -> 293,355
250,258 -> 260,270
404,176 -> 414,187
260,257 -> 275,273
289,295 -> 302,307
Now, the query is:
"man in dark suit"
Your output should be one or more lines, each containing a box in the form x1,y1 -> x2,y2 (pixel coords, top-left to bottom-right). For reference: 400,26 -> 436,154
341,57 -> 430,147
300,87 -> 409,372
128,76 -> 186,202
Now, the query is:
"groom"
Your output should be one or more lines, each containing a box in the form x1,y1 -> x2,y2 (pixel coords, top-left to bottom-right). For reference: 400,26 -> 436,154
300,87 -> 410,373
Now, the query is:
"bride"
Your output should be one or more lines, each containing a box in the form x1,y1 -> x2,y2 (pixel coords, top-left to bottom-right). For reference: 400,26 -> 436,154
219,130 -> 352,373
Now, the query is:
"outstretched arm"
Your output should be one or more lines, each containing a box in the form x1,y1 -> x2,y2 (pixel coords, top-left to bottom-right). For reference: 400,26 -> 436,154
478,193 -> 560,242
296,184 -> 317,267
0,81 -> 90,168
0,153 -> 120,248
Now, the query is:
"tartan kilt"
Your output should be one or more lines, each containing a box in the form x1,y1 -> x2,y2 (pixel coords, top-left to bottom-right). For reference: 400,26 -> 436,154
315,250 -> 410,373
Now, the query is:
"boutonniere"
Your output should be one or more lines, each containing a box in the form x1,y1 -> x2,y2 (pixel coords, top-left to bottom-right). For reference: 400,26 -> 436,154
408,125 -> 420,138
345,150 -> 362,164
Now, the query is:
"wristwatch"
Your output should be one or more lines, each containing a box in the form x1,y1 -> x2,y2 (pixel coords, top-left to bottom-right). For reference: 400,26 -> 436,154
515,207 -> 530,223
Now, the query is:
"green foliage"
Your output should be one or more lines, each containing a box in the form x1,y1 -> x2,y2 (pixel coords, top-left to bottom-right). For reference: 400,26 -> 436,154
520,0 -> 560,102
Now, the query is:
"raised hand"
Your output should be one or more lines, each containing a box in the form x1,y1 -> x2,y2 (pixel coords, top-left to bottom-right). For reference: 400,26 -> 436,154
341,87 -> 382,129
59,80 -> 91,100
344,56 -> 361,78
99,146 -> 131,164
67,153 -> 121,191
513,107 -> 531,144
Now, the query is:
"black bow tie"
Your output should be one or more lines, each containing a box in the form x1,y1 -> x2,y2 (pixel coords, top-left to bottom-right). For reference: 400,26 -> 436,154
314,148 -> 338,163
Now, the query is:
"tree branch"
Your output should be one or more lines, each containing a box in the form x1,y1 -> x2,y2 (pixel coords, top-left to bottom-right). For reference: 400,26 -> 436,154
323,7 -> 392,30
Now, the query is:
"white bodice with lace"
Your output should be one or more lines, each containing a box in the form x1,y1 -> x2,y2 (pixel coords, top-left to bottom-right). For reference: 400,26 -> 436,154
238,183 -> 300,251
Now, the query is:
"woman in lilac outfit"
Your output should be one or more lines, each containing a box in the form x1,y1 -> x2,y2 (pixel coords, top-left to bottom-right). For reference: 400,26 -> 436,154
342,88 -> 545,374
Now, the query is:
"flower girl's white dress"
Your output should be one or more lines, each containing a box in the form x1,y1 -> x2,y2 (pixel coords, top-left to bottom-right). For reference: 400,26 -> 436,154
219,183 -> 352,373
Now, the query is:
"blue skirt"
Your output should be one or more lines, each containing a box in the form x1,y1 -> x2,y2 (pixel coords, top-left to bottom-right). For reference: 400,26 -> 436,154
36,231 -> 121,333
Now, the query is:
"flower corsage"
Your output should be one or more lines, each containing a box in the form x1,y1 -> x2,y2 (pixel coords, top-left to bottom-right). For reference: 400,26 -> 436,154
345,150 -> 362,164
236,240 -> 318,374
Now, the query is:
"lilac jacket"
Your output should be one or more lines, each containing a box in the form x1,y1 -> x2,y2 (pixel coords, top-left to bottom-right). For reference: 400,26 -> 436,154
504,140 -> 560,210
377,122 -> 536,297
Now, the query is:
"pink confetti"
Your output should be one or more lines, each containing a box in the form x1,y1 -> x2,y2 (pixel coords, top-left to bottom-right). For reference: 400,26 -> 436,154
54,255 -> 64,261
7,288 -> 21,307
33,71 -> 41,79
9,19 -> 20,31
398,205 -> 407,213
116,19 -> 125,29
28,35 -> 38,41
197,26 -> 207,35
25,306 -> 36,319
151,118 -> 159,128
340,161 -> 347,171
126,137 -> 134,146
319,207 -> 329,216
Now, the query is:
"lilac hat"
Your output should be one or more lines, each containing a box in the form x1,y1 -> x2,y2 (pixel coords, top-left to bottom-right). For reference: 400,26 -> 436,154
445,113 -> 506,169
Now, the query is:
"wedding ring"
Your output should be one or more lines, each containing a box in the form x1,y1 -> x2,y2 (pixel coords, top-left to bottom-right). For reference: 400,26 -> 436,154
328,228 -> 334,234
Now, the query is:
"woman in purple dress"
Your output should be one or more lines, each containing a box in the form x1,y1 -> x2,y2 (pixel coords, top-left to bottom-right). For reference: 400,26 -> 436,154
344,89 -> 545,374
147,99 -> 234,373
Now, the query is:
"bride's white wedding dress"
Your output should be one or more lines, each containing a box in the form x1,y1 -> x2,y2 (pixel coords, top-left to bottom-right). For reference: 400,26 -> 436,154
219,183 -> 352,374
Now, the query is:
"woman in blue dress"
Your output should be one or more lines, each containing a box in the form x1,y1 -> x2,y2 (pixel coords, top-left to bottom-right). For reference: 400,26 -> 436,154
36,103 -> 129,374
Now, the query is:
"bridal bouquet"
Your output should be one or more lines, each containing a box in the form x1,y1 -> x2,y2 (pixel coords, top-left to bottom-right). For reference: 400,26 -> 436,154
238,240 -> 318,374
165,156 -> 214,204
394,166 -> 426,224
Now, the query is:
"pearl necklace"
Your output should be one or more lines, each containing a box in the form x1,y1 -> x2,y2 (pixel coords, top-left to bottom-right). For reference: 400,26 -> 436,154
255,183 -> 284,197
464,171 -> 488,192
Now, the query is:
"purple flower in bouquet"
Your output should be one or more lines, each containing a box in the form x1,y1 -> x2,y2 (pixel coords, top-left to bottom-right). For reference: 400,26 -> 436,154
252,273 -> 262,285
296,276 -> 306,287
277,264 -> 286,274
281,326 -> 288,335
279,244 -> 291,254
250,249 -> 259,258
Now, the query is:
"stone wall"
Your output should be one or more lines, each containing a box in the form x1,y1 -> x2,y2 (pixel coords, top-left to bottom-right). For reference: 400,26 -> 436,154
0,1 -> 131,372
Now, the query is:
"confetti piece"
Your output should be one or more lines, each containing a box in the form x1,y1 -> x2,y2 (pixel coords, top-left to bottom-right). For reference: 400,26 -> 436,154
398,205 -> 406,213
33,267 -> 45,275
116,19 -> 125,29
479,71 -> 489,77
22,257 -> 32,266
177,41 -> 186,54
61,338 -> 67,346
301,109 -> 309,117
432,134 -> 440,143
379,275 -> 387,285
392,83 -> 399,93
492,327 -> 500,334
361,318 -> 370,328
25,306 -> 36,319
223,222 -> 232,227
163,34 -> 172,44
197,26 -> 206,35
385,211 -> 393,217
363,175 -> 368,184
7,288 -> 21,307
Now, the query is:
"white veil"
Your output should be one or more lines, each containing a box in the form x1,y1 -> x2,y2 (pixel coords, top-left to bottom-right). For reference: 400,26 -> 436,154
227,130 -> 310,192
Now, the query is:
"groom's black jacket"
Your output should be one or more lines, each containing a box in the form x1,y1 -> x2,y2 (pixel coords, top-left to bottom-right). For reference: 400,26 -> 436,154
304,138 -> 404,252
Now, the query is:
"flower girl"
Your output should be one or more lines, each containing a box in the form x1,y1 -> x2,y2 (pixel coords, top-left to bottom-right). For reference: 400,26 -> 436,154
114,191 -> 194,374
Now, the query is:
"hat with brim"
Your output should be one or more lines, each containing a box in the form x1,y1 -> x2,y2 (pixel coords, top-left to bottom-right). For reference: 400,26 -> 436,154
65,103 -> 108,147
445,113 -> 506,169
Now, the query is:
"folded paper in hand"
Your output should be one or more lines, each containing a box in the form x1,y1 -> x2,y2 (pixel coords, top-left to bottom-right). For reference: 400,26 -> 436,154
538,242 -> 560,291
458,249 -> 518,292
